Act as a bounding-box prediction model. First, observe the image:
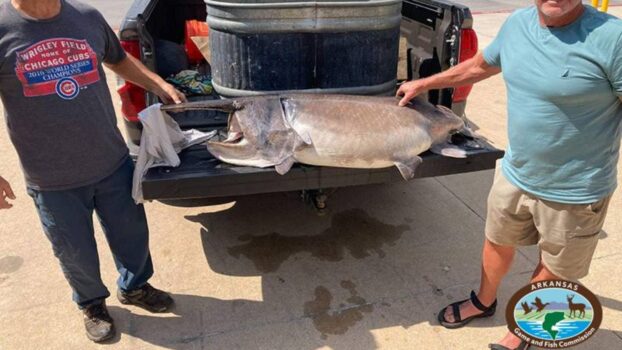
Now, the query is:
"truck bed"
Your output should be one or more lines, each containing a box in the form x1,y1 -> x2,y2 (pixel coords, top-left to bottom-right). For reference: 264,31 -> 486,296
123,0 -> 504,201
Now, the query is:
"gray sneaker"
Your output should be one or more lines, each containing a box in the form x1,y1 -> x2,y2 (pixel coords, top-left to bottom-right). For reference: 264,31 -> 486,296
83,302 -> 115,342
117,283 -> 174,313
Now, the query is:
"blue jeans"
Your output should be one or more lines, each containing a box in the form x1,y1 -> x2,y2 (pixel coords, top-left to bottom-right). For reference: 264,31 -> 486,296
27,157 -> 153,308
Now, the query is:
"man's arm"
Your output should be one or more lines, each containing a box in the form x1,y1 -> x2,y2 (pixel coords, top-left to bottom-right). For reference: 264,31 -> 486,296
396,51 -> 501,106
0,176 -> 15,209
105,55 -> 187,105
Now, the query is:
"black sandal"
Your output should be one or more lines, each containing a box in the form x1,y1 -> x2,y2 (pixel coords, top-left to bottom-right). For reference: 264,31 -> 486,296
437,290 -> 497,329
488,340 -> 531,350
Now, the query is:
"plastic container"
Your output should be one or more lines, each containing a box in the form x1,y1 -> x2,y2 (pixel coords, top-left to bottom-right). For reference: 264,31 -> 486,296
205,0 -> 402,96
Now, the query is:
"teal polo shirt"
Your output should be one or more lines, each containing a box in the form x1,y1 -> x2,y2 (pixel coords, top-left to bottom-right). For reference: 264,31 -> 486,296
483,5 -> 622,203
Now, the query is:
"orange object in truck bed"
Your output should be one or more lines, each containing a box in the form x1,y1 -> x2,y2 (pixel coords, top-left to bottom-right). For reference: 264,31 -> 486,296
185,20 -> 209,64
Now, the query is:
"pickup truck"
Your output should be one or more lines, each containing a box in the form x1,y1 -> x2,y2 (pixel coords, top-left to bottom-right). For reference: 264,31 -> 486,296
117,0 -> 503,206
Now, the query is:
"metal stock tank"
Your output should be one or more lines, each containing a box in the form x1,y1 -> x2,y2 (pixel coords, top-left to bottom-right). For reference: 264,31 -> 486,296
205,0 -> 402,97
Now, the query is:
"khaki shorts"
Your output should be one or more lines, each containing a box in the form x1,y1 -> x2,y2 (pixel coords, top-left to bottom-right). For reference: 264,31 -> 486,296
485,168 -> 611,280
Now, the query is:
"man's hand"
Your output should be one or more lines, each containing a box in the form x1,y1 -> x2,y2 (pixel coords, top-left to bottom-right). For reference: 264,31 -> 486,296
154,82 -> 187,105
106,55 -> 187,105
396,79 -> 428,107
395,52 -> 501,107
0,176 -> 16,209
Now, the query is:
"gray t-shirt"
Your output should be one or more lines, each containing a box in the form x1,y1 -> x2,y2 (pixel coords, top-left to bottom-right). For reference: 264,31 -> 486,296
0,0 -> 128,190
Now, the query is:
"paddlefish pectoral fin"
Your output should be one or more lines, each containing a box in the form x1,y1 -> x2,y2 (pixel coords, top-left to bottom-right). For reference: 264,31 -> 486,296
430,143 -> 467,158
273,131 -> 313,175
394,156 -> 423,180
459,123 -> 482,140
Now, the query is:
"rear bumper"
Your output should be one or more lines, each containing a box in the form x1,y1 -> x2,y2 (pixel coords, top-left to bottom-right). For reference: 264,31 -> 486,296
141,140 -> 504,200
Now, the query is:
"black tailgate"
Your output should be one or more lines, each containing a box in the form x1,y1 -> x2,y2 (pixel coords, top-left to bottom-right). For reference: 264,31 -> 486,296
141,133 -> 503,200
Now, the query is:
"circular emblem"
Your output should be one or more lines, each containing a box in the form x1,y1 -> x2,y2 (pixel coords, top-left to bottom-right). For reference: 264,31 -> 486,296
55,78 -> 80,100
506,280 -> 602,348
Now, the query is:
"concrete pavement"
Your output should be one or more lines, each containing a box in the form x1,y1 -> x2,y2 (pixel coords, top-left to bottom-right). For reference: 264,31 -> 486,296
1,5 -> 621,350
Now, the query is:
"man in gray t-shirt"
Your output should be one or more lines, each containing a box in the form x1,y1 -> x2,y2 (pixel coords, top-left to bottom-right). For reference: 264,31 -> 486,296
0,0 -> 186,342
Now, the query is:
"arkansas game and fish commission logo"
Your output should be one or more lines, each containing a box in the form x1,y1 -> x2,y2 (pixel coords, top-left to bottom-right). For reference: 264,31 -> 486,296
506,280 -> 602,348
14,38 -> 100,100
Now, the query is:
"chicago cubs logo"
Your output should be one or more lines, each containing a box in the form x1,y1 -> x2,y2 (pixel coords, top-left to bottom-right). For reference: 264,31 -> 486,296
506,280 -> 602,348
14,38 -> 100,100
55,78 -> 80,100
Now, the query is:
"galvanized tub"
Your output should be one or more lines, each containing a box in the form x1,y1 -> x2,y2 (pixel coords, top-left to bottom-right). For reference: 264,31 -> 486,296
205,0 -> 402,96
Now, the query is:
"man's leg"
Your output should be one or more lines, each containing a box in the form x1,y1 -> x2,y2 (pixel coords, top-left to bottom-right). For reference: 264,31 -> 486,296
493,194 -> 610,348
442,168 -> 531,323
27,186 -> 109,306
28,185 -> 115,342
93,158 -> 172,312
531,258 -> 561,282
444,238 -> 515,322
93,158 -> 153,290
494,258 -> 561,348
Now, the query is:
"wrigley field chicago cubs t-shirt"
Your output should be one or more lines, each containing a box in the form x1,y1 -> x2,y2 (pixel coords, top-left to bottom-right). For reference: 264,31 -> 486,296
483,5 -> 622,204
0,0 -> 128,190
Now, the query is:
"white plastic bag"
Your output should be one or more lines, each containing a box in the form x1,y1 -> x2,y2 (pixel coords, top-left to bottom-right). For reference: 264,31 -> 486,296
132,103 -> 216,203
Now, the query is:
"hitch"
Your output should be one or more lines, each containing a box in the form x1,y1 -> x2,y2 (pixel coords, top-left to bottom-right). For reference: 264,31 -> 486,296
301,188 -> 336,216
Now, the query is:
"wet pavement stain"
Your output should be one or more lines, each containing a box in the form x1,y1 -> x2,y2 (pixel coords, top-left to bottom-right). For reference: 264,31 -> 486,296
303,280 -> 373,338
0,256 -> 23,274
341,280 -> 367,306
227,209 -> 409,273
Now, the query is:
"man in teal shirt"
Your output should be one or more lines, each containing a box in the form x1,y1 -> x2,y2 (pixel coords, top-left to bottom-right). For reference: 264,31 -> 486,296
398,0 -> 621,349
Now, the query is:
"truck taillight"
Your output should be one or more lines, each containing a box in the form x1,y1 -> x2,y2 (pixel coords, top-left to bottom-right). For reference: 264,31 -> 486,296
453,28 -> 478,103
118,40 -> 146,123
